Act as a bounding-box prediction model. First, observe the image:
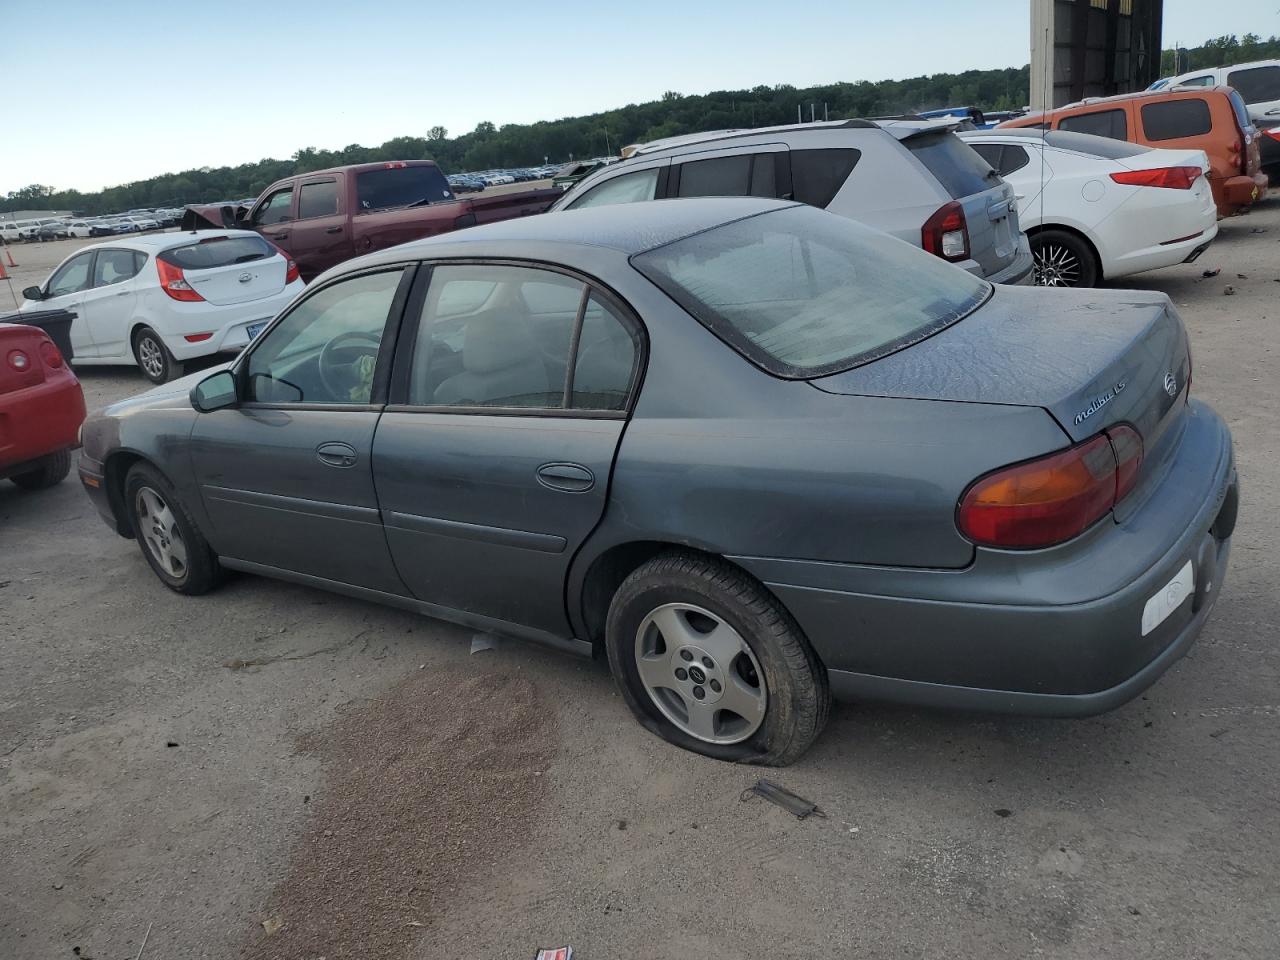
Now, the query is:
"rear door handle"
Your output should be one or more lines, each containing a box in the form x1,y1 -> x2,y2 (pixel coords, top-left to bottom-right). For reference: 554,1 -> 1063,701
317,441 -> 358,468
536,462 -> 594,493
266,231 -> 289,241
325,226 -> 343,234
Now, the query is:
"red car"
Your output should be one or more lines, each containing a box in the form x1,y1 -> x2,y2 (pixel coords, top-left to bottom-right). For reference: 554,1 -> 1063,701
1,323 -> 86,490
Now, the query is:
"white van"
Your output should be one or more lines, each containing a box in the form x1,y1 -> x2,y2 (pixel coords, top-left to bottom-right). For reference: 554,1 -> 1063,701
1158,59 -> 1280,119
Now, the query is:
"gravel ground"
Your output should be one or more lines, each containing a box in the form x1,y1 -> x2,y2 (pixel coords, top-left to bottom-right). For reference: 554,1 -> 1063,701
2,197 -> 1278,960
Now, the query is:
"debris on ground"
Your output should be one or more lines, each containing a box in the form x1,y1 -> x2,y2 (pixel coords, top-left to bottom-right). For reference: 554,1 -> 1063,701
1202,268 -> 1221,278
261,917 -> 284,936
470,634 -> 499,654
534,947 -> 574,960
994,808 -> 1013,818
1224,286 -> 1236,296
1251,227 -> 1269,233
1237,274 -> 1248,279
740,779 -> 827,819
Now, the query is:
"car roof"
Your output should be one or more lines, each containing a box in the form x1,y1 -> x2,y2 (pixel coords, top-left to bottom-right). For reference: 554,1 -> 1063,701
75,229 -> 264,252
1008,84 -> 1236,126
1165,58 -> 1280,84
340,197 -> 799,267
624,117 -> 954,160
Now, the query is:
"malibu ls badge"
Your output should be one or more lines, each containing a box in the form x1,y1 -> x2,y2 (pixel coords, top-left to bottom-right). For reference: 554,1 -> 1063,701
1074,379 -> 1127,426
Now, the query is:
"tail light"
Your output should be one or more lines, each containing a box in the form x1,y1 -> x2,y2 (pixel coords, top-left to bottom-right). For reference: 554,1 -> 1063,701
958,425 -> 1144,549
921,201 -> 970,262
265,240 -> 300,284
156,258 -> 205,302
1110,166 -> 1202,189
38,340 -> 64,368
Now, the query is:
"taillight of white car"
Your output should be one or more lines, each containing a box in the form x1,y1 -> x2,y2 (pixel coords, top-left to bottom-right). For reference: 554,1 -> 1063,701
1109,166 -> 1204,189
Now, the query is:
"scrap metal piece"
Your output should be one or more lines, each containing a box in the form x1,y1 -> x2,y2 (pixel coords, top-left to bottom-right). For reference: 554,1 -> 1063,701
534,948 -> 573,960
740,779 -> 827,819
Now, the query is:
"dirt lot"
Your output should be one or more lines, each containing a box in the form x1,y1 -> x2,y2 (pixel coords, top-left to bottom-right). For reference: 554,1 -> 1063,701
2,198 -> 1279,960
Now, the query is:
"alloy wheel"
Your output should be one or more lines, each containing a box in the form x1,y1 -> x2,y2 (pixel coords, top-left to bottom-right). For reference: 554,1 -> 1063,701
634,602 -> 767,744
137,336 -> 165,379
135,486 -> 188,580
1033,242 -> 1082,287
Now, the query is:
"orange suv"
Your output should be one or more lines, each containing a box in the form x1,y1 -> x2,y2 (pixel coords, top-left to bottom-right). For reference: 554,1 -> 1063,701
1000,86 -> 1268,217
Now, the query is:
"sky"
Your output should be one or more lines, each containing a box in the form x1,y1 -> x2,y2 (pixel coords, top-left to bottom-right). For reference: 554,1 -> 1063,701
2,0 -> 1276,194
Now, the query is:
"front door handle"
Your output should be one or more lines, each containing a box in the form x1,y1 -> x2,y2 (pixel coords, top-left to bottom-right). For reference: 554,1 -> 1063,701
266,231 -> 290,241
325,226 -> 343,234
317,441 -> 358,468
536,462 -> 594,493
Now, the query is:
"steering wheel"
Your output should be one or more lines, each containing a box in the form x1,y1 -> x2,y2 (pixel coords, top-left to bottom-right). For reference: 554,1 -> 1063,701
318,330 -> 381,400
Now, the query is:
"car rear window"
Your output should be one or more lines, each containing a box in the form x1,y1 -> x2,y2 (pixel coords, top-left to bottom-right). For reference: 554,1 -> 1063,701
356,165 -> 454,211
904,132 -> 996,198
1058,108 -> 1128,140
632,204 -> 990,378
1141,98 -> 1213,141
158,235 -> 274,271
1226,65 -> 1280,103
790,148 -> 860,206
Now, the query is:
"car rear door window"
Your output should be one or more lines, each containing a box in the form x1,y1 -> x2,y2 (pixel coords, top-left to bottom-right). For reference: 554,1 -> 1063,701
568,168 -> 660,209
997,144 -> 1031,175
790,148 -> 859,206
905,132 -> 996,198
1058,109 -> 1128,140
571,296 -> 639,411
253,187 -> 294,225
410,265 -> 580,408
675,153 -> 780,199
298,180 -> 339,219
1227,66 -> 1280,103
92,248 -> 142,286
356,166 -> 453,211
1141,98 -> 1213,141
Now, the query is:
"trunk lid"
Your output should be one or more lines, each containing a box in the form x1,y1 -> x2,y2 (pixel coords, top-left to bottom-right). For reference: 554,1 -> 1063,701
811,285 -> 1191,446
159,235 -> 286,306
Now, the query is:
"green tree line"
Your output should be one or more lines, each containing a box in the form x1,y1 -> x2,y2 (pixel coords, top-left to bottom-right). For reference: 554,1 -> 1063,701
5,34 -> 1275,216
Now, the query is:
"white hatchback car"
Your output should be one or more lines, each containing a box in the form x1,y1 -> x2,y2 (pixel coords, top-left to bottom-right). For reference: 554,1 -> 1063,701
961,129 -> 1218,287
20,230 -> 305,382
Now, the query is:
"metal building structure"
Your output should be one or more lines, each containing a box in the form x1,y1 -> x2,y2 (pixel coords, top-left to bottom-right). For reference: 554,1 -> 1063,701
1029,0 -> 1164,110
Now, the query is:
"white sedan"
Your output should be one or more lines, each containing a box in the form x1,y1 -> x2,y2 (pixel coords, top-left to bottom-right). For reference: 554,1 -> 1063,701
961,129 -> 1218,287
19,230 -> 305,383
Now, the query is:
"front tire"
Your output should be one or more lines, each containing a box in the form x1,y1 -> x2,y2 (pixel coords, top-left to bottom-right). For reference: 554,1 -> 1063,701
124,463 -> 221,595
1031,229 -> 1098,288
133,326 -> 183,383
605,552 -> 829,766
11,449 -> 72,490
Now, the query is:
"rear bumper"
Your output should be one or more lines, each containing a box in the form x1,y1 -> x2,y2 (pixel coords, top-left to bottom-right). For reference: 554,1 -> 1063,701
1106,222 -> 1219,279
980,240 -> 1034,286
1221,172 -> 1269,209
0,374 -> 85,476
733,401 -> 1236,715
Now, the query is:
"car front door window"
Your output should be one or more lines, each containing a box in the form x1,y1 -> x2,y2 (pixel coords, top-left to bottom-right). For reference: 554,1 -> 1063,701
253,187 -> 294,226
245,268 -> 406,404
47,253 -> 93,298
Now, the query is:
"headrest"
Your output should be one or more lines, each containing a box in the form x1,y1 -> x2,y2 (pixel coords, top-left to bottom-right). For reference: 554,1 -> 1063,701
462,309 -> 538,375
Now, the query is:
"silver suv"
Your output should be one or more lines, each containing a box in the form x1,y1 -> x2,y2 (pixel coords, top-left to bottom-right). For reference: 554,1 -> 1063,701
551,119 -> 1033,284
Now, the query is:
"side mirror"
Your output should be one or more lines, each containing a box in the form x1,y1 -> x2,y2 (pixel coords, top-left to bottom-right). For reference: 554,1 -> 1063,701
21,285 -> 44,301
190,370 -> 239,413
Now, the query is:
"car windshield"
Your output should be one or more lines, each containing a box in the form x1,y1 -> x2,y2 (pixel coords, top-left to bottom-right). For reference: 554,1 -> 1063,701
633,204 -> 990,378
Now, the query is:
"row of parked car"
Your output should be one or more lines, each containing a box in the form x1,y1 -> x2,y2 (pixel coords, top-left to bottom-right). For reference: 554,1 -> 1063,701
0,208 -> 184,243
447,162 -> 610,193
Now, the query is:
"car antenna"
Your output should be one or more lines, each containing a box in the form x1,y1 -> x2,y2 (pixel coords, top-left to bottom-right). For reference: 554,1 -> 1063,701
1038,23 -> 1050,236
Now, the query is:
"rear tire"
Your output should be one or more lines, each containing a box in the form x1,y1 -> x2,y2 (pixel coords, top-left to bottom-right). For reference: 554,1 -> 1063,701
605,551 -> 829,766
1031,229 -> 1098,288
133,326 -> 183,384
11,449 -> 72,490
124,462 -> 222,595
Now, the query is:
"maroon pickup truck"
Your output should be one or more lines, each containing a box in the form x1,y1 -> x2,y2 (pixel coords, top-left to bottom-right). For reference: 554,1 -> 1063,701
183,161 -> 558,281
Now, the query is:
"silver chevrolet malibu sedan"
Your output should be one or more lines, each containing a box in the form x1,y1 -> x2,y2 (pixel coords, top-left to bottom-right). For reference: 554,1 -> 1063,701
78,198 -> 1237,764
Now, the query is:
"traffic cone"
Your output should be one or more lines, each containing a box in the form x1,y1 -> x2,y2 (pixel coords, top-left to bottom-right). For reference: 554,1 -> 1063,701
3,246 -> 15,268
0,258 -> 8,280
